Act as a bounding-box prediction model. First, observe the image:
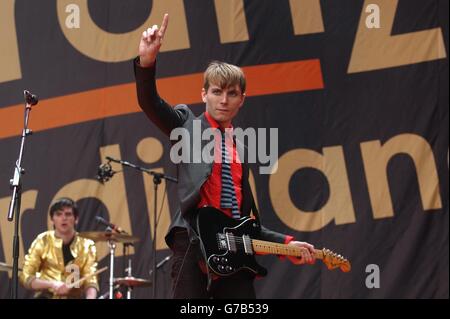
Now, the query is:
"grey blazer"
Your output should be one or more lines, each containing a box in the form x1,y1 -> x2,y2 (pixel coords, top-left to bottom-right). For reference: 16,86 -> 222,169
134,60 -> 288,248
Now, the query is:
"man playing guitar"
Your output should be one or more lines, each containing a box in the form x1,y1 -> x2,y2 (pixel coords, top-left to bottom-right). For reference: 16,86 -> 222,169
134,14 -> 316,299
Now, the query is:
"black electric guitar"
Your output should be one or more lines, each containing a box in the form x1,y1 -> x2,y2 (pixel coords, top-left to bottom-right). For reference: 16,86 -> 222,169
196,206 -> 351,277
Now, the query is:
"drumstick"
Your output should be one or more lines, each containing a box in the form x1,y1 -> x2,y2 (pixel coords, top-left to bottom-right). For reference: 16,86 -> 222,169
66,266 -> 108,289
0,262 -> 22,271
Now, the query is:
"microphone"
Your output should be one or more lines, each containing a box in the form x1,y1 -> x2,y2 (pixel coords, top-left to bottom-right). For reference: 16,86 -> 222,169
96,163 -> 115,183
95,216 -> 127,234
24,90 -> 38,106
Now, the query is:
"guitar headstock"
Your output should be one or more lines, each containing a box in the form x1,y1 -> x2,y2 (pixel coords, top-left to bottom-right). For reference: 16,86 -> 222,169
321,248 -> 351,272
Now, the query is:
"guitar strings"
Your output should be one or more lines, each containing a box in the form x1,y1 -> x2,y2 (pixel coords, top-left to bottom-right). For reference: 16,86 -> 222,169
222,234 -> 344,260
223,234 -> 303,255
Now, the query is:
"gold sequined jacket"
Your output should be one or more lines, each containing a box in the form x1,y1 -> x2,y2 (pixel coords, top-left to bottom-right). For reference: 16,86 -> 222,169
19,230 -> 99,299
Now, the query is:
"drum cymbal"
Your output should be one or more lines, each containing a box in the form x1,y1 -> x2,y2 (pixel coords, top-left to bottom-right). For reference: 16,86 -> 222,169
79,231 -> 139,243
114,276 -> 152,287
0,262 -> 22,272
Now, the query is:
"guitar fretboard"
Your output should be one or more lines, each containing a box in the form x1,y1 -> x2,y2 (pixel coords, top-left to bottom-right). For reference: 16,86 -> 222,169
221,232 -> 350,272
251,239 -> 323,259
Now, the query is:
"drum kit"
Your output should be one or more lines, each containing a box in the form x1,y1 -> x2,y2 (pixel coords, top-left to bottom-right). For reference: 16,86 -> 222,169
78,230 -> 152,299
1,230 -> 151,299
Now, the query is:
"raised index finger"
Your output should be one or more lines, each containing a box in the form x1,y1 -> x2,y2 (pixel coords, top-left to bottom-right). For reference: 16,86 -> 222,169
159,14 -> 169,38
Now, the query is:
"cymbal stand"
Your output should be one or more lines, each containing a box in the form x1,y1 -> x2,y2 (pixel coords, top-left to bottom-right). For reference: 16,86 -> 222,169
108,239 -> 116,299
123,243 -> 133,299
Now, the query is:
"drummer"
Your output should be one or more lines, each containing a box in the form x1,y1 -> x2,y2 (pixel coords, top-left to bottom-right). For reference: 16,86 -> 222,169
19,198 -> 99,299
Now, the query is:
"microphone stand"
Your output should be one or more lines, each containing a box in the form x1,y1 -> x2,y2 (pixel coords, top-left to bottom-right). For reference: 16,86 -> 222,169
6,90 -> 38,299
104,156 -> 177,299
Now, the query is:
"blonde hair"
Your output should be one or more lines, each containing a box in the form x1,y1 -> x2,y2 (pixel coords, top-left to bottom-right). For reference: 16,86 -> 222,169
203,61 -> 246,94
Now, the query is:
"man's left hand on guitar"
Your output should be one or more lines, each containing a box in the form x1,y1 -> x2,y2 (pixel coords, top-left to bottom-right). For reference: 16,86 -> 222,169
287,241 -> 316,265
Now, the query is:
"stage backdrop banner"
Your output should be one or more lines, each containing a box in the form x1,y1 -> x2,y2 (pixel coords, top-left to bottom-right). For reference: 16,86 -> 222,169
0,0 -> 448,298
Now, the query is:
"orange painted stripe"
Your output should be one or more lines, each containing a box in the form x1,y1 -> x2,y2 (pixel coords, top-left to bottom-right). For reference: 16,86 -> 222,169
0,60 -> 323,139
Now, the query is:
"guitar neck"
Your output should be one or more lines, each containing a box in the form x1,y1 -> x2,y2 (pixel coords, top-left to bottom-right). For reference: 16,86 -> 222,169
251,239 -> 324,260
